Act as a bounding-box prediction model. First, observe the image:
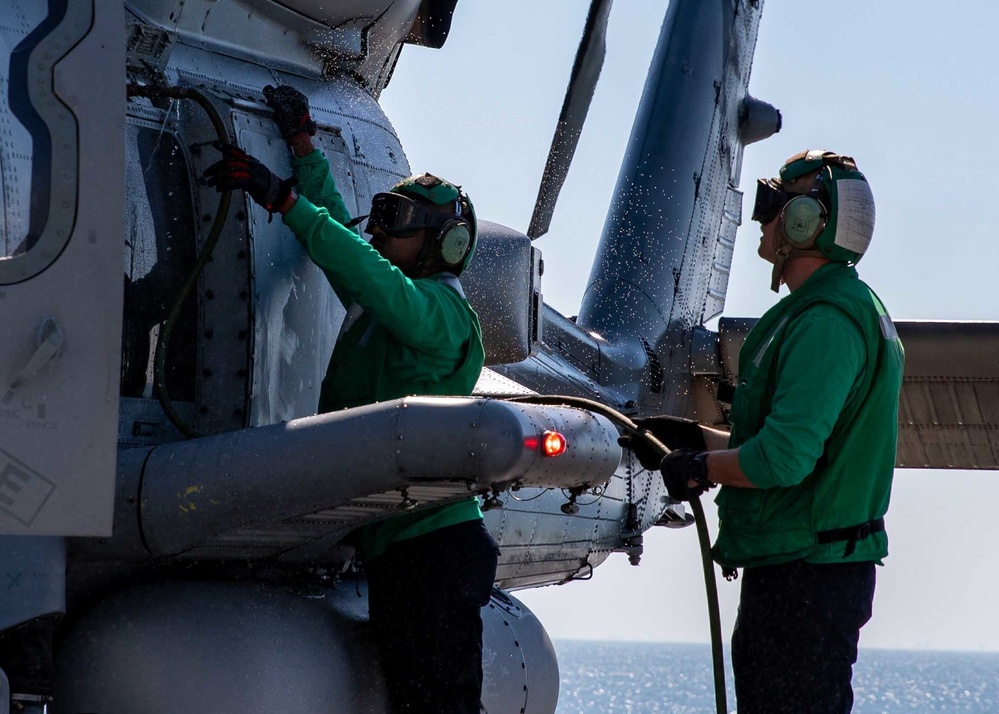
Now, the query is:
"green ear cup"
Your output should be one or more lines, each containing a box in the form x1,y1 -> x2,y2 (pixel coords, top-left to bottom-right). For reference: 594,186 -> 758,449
439,221 -> 471,266
781,195 -> 827,245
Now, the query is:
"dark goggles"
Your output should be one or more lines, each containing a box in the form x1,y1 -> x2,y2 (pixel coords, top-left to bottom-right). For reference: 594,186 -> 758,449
751,178 -> 790,225
753,176 -> 831,225
364,192 -> 447,238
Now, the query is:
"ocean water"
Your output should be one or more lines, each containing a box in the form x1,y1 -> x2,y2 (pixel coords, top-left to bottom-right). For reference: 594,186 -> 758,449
552,640 -> 999,713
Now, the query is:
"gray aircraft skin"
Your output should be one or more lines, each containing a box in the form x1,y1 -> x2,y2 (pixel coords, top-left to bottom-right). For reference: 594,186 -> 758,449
2,1 -> 999,713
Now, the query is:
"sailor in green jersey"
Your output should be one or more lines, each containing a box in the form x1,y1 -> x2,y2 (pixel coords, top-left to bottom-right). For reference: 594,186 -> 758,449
655,151 -> 904,714
203,85 -> 499,714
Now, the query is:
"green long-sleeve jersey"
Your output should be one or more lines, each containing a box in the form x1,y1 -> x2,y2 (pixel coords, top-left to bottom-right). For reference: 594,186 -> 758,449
712,262 -> 904,568
282,150 -> 486,560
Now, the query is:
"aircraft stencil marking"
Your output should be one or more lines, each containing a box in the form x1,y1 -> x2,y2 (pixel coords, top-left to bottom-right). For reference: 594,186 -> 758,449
0,448 -> 55,526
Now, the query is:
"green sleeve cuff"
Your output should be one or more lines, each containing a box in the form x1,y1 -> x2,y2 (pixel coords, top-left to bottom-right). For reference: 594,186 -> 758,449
282,193 -> 321,236
291,148 -> 325,171
737,438 -> 779,489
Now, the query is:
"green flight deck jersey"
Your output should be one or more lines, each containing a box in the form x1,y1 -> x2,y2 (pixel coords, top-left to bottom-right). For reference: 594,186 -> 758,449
713,262 -> 904,569
282,150 -> 486,561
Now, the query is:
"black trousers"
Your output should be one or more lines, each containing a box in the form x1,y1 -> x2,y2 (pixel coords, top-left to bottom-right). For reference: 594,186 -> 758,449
731,559 -> 876,714
366,520 -> 500,714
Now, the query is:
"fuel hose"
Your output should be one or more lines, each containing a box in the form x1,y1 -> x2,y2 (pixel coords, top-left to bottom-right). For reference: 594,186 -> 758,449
504,394 -> 728,714
126,83 -> 233,438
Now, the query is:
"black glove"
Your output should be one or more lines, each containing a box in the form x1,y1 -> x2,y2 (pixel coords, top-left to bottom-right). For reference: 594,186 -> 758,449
661,448 -> 715,502
263,84 -> 317,140
632,415 -> 707,451
203,142 -> 295,213
618,431 -> 667,471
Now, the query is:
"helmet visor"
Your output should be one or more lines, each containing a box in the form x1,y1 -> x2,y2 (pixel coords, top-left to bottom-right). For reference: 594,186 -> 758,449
366,192 -> 443,237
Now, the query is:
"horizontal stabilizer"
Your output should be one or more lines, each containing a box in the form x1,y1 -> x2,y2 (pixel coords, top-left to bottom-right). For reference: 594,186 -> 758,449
714,319 -> 999,470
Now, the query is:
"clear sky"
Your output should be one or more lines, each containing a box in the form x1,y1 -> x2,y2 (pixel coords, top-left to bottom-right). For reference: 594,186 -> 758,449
381,1 -> 999,652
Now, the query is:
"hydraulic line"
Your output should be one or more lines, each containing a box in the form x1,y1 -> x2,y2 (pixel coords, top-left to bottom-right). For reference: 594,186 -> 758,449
505,394 -> 728,714
126,83 -> 234,438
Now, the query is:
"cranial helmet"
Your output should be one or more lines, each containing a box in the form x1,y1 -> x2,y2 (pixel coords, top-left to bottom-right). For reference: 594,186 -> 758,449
756,149 -> 876,292
390,173 -> 477,275
777,149 -> 876,263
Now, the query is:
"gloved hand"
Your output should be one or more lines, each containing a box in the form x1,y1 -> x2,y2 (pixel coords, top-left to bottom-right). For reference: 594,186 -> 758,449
204,142 -> 295,213
632,415 -> 707,451
661,448 -> 715,502
617,431 -> 667,471
263,84 -> 318,140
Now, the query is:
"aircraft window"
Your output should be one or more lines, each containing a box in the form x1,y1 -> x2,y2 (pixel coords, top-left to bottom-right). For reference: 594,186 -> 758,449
0,5 -> 48,262
0,116 -> 32,260
0,2 -> 88,283
120,124 -> 198,402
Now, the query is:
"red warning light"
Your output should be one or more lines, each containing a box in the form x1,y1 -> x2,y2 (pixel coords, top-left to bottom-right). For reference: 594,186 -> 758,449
541,430 -> 567,457
523,431 -> 568,456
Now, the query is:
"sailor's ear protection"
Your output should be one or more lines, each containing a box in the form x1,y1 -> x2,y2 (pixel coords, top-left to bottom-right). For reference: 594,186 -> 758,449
431,192 -> 473,268
435,217 -> 472,267
779,194 -> 828,246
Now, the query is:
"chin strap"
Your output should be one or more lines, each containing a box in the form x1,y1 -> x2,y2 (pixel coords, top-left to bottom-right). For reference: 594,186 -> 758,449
770,232 -> 828,293
406,226 -> 446,279
770,244 -> 792,293
405,255 -> 432,280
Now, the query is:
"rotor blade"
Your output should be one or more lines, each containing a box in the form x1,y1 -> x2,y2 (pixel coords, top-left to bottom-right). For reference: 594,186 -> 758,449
527,0 -> 613,239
